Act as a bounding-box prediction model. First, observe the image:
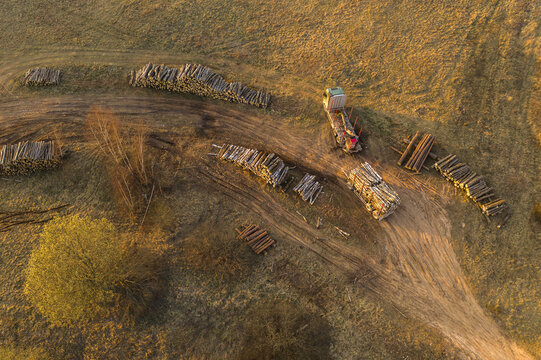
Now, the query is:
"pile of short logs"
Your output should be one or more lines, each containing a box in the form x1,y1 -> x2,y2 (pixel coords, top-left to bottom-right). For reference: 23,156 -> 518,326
130,63 -> 271,108
397,131 -> 435,172
435,154 -> 507,216
347,162 -> 400,220
293,173 -> 323,205
24,68 -> 62,86
236,223 -> 275,254
214,144 -> 289,187
0,141 -> 61,176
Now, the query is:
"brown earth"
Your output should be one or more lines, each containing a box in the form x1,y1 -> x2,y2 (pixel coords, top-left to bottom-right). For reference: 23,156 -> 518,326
0,94 -> 533,360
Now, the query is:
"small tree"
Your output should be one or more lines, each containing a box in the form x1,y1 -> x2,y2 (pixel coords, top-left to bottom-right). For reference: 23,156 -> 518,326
25,215 -> 163,325
86,107 -> 155,217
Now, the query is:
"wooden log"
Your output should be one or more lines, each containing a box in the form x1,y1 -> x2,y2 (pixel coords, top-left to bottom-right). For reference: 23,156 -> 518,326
398,131 -> 420,166
131,62 -> 270,108
412,135 -> 435,172
237,223 -> 274,254
348,163 -> 400,220
405,134 -> 430,169
0,140 -> 61,176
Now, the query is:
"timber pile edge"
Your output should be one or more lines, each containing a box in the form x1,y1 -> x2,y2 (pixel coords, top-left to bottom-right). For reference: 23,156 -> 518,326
24,68 -> 62,86
0,141 -> 62,176
293,173 -> 323,205
213,144 -> 289,187
130,63 -> 270,108
347,162 -> 400,220
236,223 -> 275,254
397,132 -> 435,172
435,154 -> 507,216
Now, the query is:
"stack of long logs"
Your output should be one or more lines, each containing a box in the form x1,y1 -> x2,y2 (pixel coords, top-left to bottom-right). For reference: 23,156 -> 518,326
24,68 -> 62,86
435,154 -> 507,216
130,63 -> 271,108
397,131 -> 435,172
215,144 -> 289,187
293,173 -> 323,205
236,224 -> 275,254
347,162 -> 400,220
0,141 -> 61,176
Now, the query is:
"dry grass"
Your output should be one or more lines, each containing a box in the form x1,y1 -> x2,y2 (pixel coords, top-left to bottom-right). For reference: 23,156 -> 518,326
181,224 -> 256,281
0,145 -> 463,359
239,299 -> 331,360
0,345 -> 51,360
0,0 -> 538,357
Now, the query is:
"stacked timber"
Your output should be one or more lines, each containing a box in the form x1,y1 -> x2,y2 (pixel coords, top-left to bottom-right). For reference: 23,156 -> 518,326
328,110 -> 359,149
215,144 -> 289,187
236,224 -> 275,254
398,132 -> 435,172
347,162 -> 400,220
24,68 -> 62,86
435,154 -> 507,216
131,63 -> 271,108
293,173 -> 323,205
0,141 -> 61,176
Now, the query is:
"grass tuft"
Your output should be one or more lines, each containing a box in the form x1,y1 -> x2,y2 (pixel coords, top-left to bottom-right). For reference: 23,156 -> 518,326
239,299 -> 331,360
181,224 -> 256,281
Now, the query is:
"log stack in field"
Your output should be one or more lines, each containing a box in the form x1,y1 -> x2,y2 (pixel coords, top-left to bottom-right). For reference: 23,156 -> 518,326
24,68 -> 62,86
0,141 -> 61,176
397,132 -> 435,172
236,223 -> 275,254
214,144 -> 289,187
347,162 -> 400,220
293,173 -> 323,205
435,154 -> 507,216
130,63 -> 271,108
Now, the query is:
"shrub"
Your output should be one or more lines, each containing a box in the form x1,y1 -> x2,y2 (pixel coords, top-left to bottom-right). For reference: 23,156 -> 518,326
24,215 -> 164,325
86,107 -> 155,217
182,225 -> 255,281
239,300 -> 331,360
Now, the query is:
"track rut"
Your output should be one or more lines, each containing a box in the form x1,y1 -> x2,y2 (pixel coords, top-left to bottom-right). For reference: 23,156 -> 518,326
0,95 -> 532,360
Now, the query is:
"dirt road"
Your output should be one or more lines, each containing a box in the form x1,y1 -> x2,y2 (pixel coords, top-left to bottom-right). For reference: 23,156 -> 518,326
0,95 -> 532,360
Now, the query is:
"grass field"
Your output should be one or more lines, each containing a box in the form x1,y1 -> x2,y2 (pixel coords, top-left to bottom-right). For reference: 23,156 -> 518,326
0,138 -> 461,359
0,0 -> 539,359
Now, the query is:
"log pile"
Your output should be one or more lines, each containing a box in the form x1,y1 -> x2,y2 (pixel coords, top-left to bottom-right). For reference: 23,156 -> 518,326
293,173 -> 323,205
435,154 -> 507,216
236,224 -> 275,254
397,132 -> 435,172
347,162 -> 400,220
130,63 -> 271,108
215,144 -> 289,187
326,109 -> 362,152
0,141 -> 61,176
24,68 -> 62,86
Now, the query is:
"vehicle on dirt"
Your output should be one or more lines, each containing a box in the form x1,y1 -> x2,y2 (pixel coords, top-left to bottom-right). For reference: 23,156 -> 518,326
322,87 -> 361,153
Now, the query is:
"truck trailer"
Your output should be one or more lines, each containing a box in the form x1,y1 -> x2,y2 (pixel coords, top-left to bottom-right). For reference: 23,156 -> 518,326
322,87 -> 362,153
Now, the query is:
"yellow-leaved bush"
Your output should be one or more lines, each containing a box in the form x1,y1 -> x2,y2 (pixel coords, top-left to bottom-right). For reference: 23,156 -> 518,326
24,215 -> 164,325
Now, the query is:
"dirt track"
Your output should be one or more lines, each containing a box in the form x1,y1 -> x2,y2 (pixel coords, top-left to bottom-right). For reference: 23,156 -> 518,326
0,94 -> 533,360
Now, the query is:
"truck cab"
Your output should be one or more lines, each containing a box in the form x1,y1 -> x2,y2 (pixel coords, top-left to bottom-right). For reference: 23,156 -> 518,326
323,87 -> 347,112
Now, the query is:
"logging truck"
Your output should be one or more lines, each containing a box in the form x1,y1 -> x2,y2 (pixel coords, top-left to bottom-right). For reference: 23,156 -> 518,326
323,87 -> 362,153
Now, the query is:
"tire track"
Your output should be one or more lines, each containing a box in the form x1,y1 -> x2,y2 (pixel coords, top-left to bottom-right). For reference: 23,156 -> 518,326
0,95 -> 533,360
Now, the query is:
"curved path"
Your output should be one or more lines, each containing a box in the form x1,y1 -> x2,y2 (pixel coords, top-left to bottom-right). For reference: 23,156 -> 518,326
0,93 -> 532,360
